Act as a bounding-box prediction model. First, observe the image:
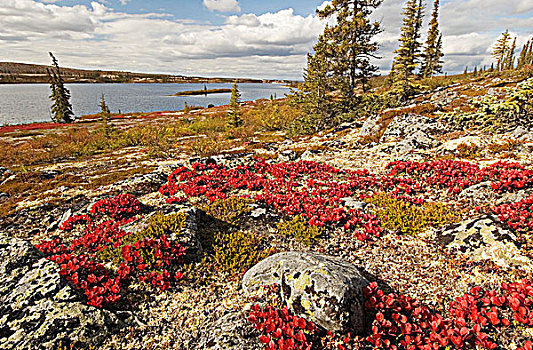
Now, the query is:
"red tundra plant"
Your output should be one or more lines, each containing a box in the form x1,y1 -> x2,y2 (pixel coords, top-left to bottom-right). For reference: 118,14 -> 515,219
387,160 -> 533,194
363,280 -> 533,350
0,122 -> 68,134
89,193 -> 142,222
248,304 -> 318,350
36,193 -> 185,308
491,193 -> 533,233
159,159 -> 423,241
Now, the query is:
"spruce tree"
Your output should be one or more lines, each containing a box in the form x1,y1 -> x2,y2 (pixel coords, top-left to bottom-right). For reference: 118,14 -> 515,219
290,32 -> 333,131
527,41 -> 533,65
47,52 -> 74,123
421,0 -> 444,78
100,94 -> 112,136
492,30 -> 512,71
391,0 -> 425,92
517,41 -> 529,69
226,81 -> 243,128
504,37 -> 517,69
316,0 -> 383,96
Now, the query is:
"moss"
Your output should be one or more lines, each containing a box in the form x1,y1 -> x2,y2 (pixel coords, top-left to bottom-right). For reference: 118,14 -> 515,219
212,230 -> 274,274
201,197 -> 254,225
365,193 -> 461,236
276,215 -> 323,246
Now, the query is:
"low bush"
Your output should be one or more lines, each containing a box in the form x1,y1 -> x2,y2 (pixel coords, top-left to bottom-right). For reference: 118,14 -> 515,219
201,197 -> 254,225
276,215 -> 323,246
365,193 -> 460,235
213,230 -> 274,274
37,194 -> 186,308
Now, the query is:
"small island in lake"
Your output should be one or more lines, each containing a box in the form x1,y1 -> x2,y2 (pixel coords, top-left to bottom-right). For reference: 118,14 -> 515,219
171,88 -> 232,96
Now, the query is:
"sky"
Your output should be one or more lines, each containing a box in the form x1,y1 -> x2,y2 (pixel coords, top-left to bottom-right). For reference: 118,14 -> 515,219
1,0 -> 532,80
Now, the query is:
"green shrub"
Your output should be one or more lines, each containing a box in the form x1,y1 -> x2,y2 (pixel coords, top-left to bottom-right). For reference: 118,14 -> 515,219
365,193 -> 460,235
201,197 -> 254,225
213,230 -> 274,274
438,77 -> 533,130
276,215 -> 323,246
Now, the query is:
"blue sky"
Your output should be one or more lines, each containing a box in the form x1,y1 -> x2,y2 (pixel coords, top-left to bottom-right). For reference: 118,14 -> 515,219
1,0 -> 532,79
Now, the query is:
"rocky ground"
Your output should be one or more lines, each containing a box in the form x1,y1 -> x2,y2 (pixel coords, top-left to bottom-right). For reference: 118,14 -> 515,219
1,74 -> 532,350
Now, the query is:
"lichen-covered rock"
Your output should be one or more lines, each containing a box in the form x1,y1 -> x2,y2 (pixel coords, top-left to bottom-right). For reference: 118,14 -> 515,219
191,310 -> 262,350
393,130 -> 437,154
381,113 -> 446,142
437,215 -> 531,270
357,114 -> 381,138
0,167 -> 13,185
0,233 -> 123,350
242,252 -> 369,333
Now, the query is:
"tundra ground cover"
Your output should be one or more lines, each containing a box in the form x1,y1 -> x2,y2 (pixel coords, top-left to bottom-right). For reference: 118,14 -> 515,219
160,158 -> 533,241
36,194 -> 186,308
248,280 -> 533,350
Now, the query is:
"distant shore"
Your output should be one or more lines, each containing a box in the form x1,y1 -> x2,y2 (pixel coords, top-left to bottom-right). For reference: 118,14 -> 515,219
172,88 -> 232,96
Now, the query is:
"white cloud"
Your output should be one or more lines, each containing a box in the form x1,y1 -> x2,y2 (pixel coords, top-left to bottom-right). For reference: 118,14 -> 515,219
0,0 -> 326,79
203,0 -> 240,13
2,0 -> 532,79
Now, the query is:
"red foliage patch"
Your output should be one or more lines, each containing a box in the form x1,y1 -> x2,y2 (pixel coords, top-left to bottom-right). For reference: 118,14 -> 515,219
0,122 -> 68,134
36,194 -> 185,308
250,280 -> 533,350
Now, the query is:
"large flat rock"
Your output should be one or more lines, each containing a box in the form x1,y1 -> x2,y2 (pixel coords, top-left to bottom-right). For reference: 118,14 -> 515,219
0,233 -> 123,350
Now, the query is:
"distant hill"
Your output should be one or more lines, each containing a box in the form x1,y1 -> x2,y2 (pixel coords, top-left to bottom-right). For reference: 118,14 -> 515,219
0,62 -> 294,85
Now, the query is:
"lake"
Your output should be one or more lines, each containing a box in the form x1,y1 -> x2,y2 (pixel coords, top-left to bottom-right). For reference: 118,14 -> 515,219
0,83 -> 291,125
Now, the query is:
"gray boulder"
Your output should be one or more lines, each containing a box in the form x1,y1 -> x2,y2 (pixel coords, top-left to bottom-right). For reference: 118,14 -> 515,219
357,114 -> 381,138
437,215 -> 531,270
381,113 -> 446,142
0,233 -> 123,350
242,252 -> 369,333
393,130 -> 437,154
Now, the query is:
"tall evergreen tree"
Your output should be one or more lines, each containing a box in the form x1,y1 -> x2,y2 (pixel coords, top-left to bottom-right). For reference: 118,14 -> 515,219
517,41 -> 529,69
316,0 -> 383,97
99,94 -> 112,136
47,53 -> 74,123
421,0 -> 444,77
504,36 -> 517,69
301,33 -> 331,115
391,0 -> 425,89
520,39 -> 533,67
492,30 -> 512,71
226,81 -> 243,128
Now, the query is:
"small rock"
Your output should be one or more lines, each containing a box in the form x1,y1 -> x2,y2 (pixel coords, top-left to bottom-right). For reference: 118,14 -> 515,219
393,130 -> 437,154
299,150 -> 321,161
357,114 -> 381,138
242,251 -> 369,333
58,209 -> 72,227
278,150 -> 298,162
341,198 -> 367,211
250,207 -> 267,218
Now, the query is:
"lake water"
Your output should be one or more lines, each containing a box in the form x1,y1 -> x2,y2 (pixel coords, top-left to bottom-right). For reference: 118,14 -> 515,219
0,83 -> 291,125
